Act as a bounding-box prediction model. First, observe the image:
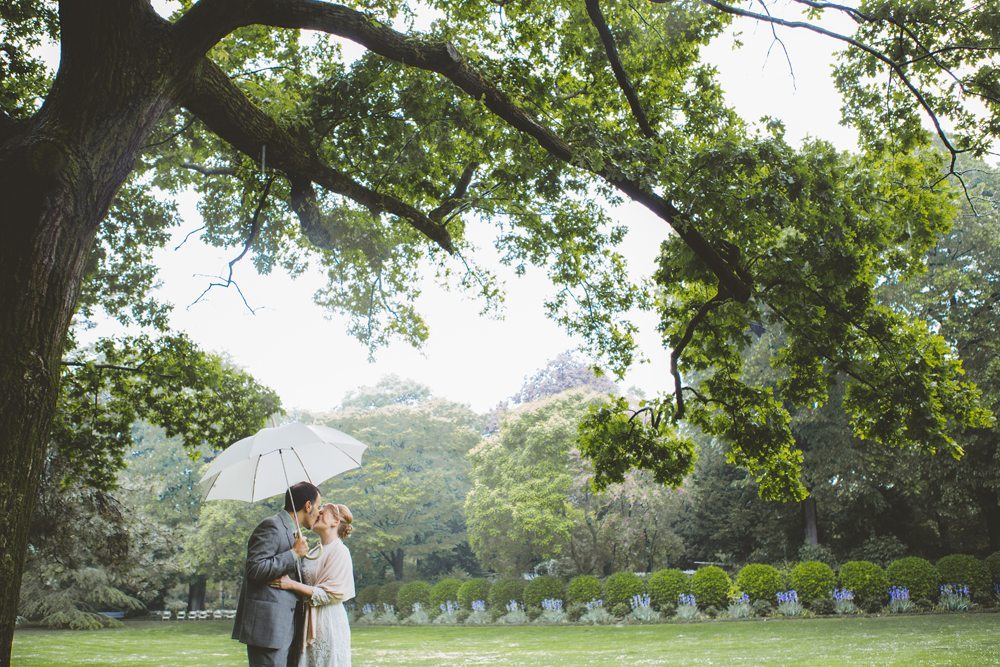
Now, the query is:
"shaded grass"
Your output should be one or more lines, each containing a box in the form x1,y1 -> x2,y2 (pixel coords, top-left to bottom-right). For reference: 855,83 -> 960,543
13,613 -> 1000,666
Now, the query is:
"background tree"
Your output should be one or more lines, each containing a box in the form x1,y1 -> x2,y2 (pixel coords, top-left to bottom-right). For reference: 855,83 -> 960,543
2,1 -> 996,659
317,378 -> 482,582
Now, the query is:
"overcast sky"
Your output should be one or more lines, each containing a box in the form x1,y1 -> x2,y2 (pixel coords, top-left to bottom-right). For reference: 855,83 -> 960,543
97,9 -> 860,414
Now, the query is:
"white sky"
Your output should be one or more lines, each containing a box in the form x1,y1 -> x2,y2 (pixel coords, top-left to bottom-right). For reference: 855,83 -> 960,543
103,9 -> 860,414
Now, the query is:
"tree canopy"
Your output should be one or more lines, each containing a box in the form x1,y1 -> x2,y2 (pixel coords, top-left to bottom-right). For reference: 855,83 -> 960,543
1,0 -> 997,658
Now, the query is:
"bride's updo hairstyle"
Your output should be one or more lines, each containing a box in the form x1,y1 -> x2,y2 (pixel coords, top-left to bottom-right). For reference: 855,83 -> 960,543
336,504 -> 353,538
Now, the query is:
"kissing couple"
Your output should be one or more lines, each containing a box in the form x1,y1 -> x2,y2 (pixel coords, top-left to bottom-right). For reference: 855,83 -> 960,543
232,481 -> 356,667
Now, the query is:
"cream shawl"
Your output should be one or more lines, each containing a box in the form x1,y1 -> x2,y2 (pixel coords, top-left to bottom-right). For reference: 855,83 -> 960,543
303,537 -> 355,647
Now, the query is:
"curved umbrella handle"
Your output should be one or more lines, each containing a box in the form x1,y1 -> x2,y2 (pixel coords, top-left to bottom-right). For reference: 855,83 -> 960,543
304,542 -> 323,560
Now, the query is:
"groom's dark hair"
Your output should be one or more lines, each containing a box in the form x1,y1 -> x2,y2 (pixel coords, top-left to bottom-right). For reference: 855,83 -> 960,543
284,481 -> 321,512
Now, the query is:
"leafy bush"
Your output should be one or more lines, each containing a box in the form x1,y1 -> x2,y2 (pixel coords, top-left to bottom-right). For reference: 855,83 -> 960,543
487,578 -> 525,612
355,585 -> 380,608
647,568 -> 690,611
692,566 -> 731,609
429,578 -> 463,609
603,572 -> 645,609
523,575 -> 565,609
457,578 -> 491,610
736,564 -> 783,604
854,534 -> 907,567
396,581 -> 432,616
379,581 -> 404,608
936,554 -> 991,603
797,543 -> 837,568
985,551 -> 1000,583
790,561 -> 836,606
610,602 -> 630,618
838,560 -> 888,611
566,575 -> 602,605
887,557 -> 940,602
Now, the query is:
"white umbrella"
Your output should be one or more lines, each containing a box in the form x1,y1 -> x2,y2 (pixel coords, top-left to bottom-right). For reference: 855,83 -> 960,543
199,421 -> 367,558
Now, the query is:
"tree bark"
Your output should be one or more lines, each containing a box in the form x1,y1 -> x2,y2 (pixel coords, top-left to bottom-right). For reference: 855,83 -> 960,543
802,496 -> 819,546
187,576 -> 207,612
0,4 -> 184,662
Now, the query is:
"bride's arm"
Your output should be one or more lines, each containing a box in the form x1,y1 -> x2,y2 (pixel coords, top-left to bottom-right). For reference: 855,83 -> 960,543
269,575 -> 314,598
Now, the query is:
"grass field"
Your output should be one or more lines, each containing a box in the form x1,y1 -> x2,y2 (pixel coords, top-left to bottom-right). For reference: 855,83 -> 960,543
12,613 -> 1000,666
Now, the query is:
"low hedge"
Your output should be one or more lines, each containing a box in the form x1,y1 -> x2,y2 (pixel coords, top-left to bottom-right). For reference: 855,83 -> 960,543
986,551 -> 1000,584
936,554 -> 991,603
790,561 -> 836,605
566,575 -> 602,605
430,578 -> 463,609
487,578 -> 525,611
647,568 -> 690,611
603,572 -> 645,609
692,566 -> 731,609
524,575 -> 565,609
396,581 -> 432,615
887,556 -> 939,602
457,578 -> 491,610
378,581 -> 404,609
838,560 -> 887,611
736,564 -> 783,604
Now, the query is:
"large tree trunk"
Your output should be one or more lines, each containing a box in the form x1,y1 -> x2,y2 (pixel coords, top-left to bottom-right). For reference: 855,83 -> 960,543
187,576 -> 207,612
801,496 -> 819,546
0,4 -> 182,663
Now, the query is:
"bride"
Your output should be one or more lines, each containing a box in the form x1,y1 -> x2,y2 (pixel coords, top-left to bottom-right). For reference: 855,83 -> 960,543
272,503 -> 356,667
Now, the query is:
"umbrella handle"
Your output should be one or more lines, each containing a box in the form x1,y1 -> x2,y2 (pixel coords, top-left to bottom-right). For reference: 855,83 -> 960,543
304,542 -> 323,560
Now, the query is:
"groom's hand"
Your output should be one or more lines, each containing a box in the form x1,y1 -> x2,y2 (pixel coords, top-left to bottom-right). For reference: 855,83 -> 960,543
292,532 -> 308,557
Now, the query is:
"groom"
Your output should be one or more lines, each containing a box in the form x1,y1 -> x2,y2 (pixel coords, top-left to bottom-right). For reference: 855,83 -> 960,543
232,481 -> 321,667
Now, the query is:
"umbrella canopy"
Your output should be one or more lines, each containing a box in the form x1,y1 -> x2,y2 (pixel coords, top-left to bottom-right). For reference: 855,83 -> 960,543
200,421 -> 367,502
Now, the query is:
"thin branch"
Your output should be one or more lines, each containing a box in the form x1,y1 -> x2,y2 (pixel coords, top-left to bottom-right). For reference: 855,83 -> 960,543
670,291 -> 729,419
141,115 -> 196,149
585,0 -> 656,138
430,162 -> 479,222
756,0 -> 796,87
181,160 -> 237,176
174,225 -> 207,251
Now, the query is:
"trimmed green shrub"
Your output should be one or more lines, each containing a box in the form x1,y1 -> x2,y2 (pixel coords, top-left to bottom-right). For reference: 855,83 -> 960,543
355,585 -> 380,608
647,568 -> 690,611
457,578 -> 491,610
985,551 -> 1000,583
566,575 -> 602,605
396,581 -> 432,615
790,561 -> 836,605
523,575 -> 565,609
887,557 -> 940,602
838,560 -> 888,611
936,554 -> 992,603
602,572 -> 645,609
736,564 -> 783,604
430,578 -> 463,609
379,581 -> 404,609
487,578 -> 525,611
692,566 -> 731,609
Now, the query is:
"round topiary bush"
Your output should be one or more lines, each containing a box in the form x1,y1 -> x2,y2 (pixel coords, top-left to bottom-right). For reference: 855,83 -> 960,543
523,575 -> 565,609
985,551 -> 1000,584
647,568 -> 690,611
566,575 -> 602,605
396,581 -> 432,615
736,564 -> 783,604
355,584 -> 380,608
838,560 -> 888,611
936,554 -> 992,603
379,581 -> 404,609
487,578 -> 525,612
457,578 -> 491,610
790,561 -> 837,606
602,572 -> 645,609
430,578 -> 463,609
887,556 -> 940,602
692,566 -> 731,609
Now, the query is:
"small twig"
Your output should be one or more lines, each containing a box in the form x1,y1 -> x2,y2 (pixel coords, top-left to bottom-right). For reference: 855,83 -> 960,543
174,225 -> 207,251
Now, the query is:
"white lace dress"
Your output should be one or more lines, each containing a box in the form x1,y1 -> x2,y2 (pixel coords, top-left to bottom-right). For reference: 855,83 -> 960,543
299,539 -> 354,667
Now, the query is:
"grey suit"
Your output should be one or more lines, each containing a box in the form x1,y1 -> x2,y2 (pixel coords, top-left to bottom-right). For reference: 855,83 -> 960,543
232,512 -> 302,666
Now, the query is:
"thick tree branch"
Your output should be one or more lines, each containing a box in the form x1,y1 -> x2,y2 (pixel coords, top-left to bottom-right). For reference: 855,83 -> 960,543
173,0 -> 750,301
181,57 -> 455,252
429,162 -> 478,222
585,0 -> 656,138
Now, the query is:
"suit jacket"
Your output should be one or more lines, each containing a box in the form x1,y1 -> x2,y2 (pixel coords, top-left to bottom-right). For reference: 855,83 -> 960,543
232,512 -> 301,649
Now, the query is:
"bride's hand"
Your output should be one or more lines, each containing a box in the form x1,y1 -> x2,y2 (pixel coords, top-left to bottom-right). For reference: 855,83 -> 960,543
269,575 -> 294,590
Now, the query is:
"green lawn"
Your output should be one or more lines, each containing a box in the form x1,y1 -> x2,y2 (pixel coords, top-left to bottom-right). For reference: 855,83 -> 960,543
12,613 -> 1000,666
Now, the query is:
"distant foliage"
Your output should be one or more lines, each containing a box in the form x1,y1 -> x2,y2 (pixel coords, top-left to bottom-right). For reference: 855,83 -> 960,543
935,555 -> 991,603
602,572 -> 645,609
985,552 -> 1000,583
647,568 -> 691,611
379,581 -> 404,609
887,557 -> 940,602
838,561 -> 888,611
355,585 -> 380,608
790,561 -> 837,605
523,575 -> 565,609
736,564 -> 783,604
797,543 -> 837,568
457,579 -> 491,610
566,575 -> 602,605
692,567 -> 731,609
853,535 -> 907,567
